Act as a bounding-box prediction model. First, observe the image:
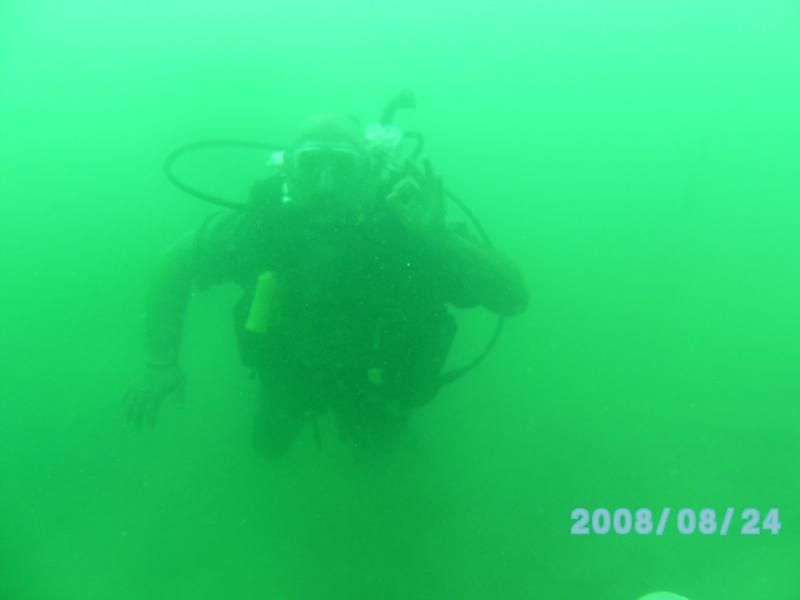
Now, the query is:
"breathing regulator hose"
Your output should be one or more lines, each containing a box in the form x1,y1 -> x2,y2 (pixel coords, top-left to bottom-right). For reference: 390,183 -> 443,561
162,92 -> 504,386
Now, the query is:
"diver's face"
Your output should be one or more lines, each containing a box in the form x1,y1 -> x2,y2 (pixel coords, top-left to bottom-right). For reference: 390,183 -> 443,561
285,141 -> 371,217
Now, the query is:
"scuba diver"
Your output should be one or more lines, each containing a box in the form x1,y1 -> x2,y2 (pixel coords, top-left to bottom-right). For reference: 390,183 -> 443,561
124,110 -> 528,460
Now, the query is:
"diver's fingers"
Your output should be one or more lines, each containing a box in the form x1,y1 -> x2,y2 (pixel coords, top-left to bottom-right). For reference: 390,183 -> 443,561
133,389 -> 152,429
173,379 -> 186,409
123,387 -> 137,411
129,389 -> 149,429
423,159 -> 443,199
400,178 -> 420,202
419,159 -> 444,221
124,388 -> 139,426
405,159 -> 425,184
123,387 -> 135,406
145,392 -> 162,429
387,178 -> 419,206
422,159 -> 443,202
422,158 -> 436,186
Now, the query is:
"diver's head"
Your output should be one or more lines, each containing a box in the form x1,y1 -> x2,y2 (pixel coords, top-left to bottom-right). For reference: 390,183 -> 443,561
283,113 -> 375,218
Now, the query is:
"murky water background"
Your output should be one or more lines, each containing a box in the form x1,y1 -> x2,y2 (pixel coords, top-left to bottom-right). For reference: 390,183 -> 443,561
1,1 -> 799,598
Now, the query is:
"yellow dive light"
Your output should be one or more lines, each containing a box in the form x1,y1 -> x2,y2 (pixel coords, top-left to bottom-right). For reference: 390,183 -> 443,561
245,272 -> 278,334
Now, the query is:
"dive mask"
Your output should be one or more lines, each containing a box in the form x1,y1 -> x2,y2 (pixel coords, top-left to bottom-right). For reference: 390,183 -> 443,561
284,142 -> 369,189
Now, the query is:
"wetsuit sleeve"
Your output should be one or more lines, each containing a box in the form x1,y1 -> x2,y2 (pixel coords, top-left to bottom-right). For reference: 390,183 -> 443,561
434,222 -> 482,308
429,221 -> 529,315
192,211 -> 249,289
192,183 -> 286,290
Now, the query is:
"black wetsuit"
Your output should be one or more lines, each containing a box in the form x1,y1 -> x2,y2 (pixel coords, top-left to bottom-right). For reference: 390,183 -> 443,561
192,176 -> 476,456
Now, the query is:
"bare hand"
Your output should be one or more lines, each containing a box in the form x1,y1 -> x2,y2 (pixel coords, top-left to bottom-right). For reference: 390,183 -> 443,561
385,159 -> 446,239
124,365 -> 185,428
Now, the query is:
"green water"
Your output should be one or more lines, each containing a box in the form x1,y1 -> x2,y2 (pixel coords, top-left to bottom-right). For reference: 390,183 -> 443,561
1,1 -> 799,598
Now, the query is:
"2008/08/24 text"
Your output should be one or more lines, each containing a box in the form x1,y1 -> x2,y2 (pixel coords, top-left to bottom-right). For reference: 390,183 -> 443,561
570,507 -> 781,536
